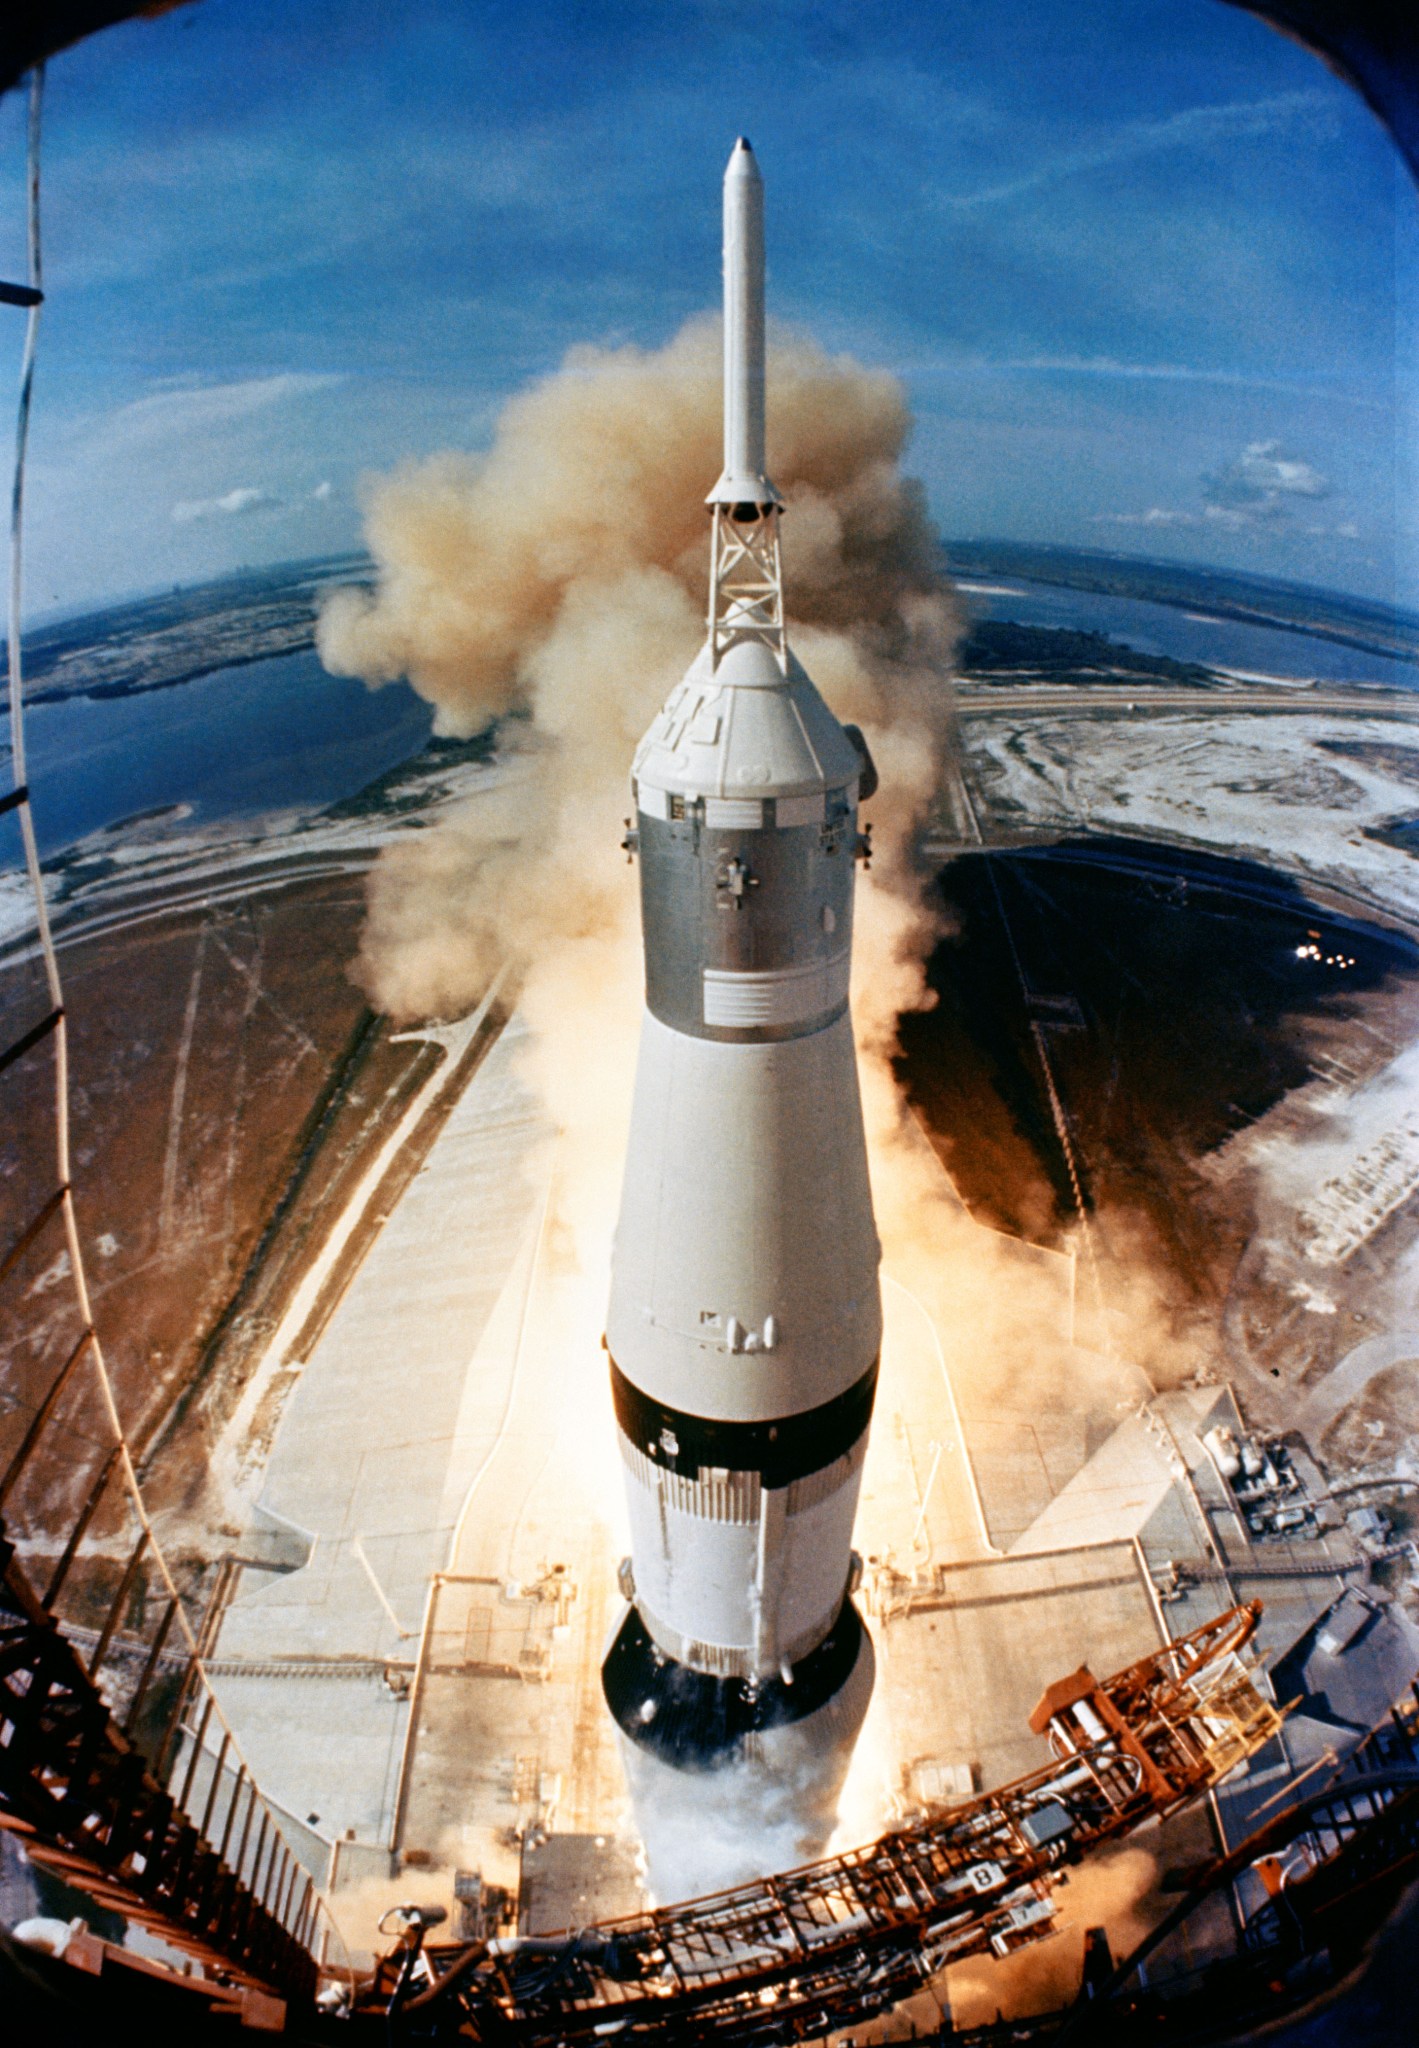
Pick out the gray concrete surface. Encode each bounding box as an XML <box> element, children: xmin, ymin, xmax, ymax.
<box><xmin>206</xmin><ymin>1009</ymin><xmax>554</xmax><ymax>1895</ymax></box>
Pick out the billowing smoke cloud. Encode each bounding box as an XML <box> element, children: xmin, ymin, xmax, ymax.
<box><xmin>317</xmin><ymin>316</ymin><xmax>959</xmax><ymax>1029</ymax></box>
<box><xmin>626</xmin><ymin>1742</ymin><xmax>855</xmax><ymax>1904</ymax></box>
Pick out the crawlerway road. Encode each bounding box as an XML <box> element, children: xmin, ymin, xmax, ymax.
<box><xmin>954</xmin><ymin>685</ymin><xmax>1419</xmax><ymax>720</ymax></box>
<box><xmin>1297</xmin><ymin>1326</ymin><xmax>1419</xmax><ymax>1443</ymax></box>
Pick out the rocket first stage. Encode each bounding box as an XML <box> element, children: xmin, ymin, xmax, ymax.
<box><xmin>602</xmin><ymin>141</ymin><xmax>881</xmax><ymax>1832</ymax></box>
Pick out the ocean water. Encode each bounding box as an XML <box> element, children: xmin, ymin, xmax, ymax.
<box><xmin>3</xmin><ymin>576</ymin><xmax>1416</xmax><ymax>867</ymax></box>
<box><xmin>1</xmin><ymin>649</ymin><xmax>433</xmax><ymax>860</ymax></box>
<box><xmin>956</xmin><ymin>578</ymin><xmax>1419</xmax><ymax>691</ymax></box>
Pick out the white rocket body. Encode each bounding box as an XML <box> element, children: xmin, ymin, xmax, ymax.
<box><xmin>603</xmin><ymin>142</ymin><xmax>880</xmax><ymax>1826</ymax></box>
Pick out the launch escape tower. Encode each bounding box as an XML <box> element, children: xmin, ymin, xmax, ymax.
<box><xmin>601</xmin><ymin>142</ymin><xmax>881</xmax><ymax>1829</ymax></box>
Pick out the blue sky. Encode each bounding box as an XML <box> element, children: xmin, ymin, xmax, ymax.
<box><xmin>0</xmin><ymin>0</ymin><xmax>1412</xmax><ymax>616</ymax></box>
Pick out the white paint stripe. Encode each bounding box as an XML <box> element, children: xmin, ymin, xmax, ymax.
<box><xmin>703</xmin><ymin>949</ymin><xmax>850</xmax><ymax>1027</ymax></box>
<box><xmin>352</xmin><ymin>1535</ymin><xmax>415</xmax><ymax>1639</ymax></box>
<box><xmin>636</xmin><ymin>786</ymin><xmax>835</xmax><ymax>830</ymax></box>
<box><xmin>704</xmin><ymin>796</ymin><xmax>764</xmax><ymax>828</ymax></box>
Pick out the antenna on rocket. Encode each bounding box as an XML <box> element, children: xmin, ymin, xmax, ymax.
<box><xmin>706</xmin><ymin>138</ymin><xmax>786</xmax><ymax>672</ymax></box>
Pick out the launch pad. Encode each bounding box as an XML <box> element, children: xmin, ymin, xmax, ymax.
<box><xmin>180</xmin><ymin>981</ymin><xmax>1402</xmax><ymax>2010</ymax></box>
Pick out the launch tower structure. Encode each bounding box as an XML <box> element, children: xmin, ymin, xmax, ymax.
<box><xmin>602</xmin><ymin>141</ymin><xmax>881</xmax><ymax>1845</ymax></box>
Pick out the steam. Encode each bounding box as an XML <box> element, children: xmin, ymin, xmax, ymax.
<box><xmin>625</xmin><ymin>1742</ymin><xmax>855</xmax><ymax>1904</ymax></box>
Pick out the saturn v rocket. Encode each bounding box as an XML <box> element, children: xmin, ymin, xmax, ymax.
<box><xmin>601</xmin><ymin>140</ymin><xmax>881</xmax><ymax>1836</ymax></box>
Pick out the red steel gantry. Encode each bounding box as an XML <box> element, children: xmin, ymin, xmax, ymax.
<box><xmin>379</xmin><ymin>1602</ymin><xmax>1283</xmax><ymax>2044</ymax></box>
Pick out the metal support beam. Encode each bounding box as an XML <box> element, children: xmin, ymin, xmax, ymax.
<box><xmin>0</xmin><ymin>1004</ymin><xmax>62</xmax><ymax>1080</ymax></box>
<box><xmin>0</xmin><ymin>1180</ymin><xmax>67</xmax><ymax>1288</ymax></box>
<box><xmin>87</xmin><ymin>1529</ymin><xmax>150</xmax><ymax>1678</ymax></box>
<box><xmin>0</xmin><ymin>1517</ymin><xmax>317</xmax><ymax>1996</ymax></box>
<box><xmin>42</xmin><ymin>1445</ymin><xmax>118</xmax><ymax>1607</ymax></box>
<box><xmin>122</xmin><ymin>1594</ymin><xmax>178</xmax><ymax>1740</ymax></box>
<box><xmin>0</xmin><ymin>1326</ymin><xmax>93</xmax><ymax>1509</ymax></box>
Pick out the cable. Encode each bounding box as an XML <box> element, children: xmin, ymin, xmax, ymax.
<box><xmin>3</xmin><ymin>64</ymin><xmax>354</xmax><ymax>1994</ymax></box>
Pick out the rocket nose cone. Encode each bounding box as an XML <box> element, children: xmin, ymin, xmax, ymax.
<box><xmin>726</xmin><ymin>136</ymin><xmax>760</xmax><ymax>176</ymax></box>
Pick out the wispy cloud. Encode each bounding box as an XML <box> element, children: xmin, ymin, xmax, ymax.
<box><xmin>1094</xmin><ymin>506</ymin><xmax>1205</xmax><ymax>530</ymax></box>
<box><xmin>897</xmin><ymin>354</ymin><xmax>1386</xmax><ymax>409</ymax></box>
<box><xmin>172</xmin><ymin>485</ymin><xmax>284</xmax><ymax>524</ymax></box>
<box><xmin>1008</xmin><ymin>354</ymin><xmax>1273</xmax><ymax>387</ymax></box>
<box><xmin>1094</xmin><ymin>505</ymin><xmax>1361</xmax><ymax>543</ymax></box>
<box><xmin>997</xmin><ymin>355</ymin><xmax>1383</xmax><ymax>406</ymax></box>
<box><xmin>99</xmin><ymin>374</ymin><xmax>343</xmax><ymax>453</ymax></box>
<box><xmin>934</xmin><ymin>91</ymin><xmax>1334</xmax><ymax>210</ymax></box>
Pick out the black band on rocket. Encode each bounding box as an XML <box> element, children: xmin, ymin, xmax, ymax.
<box><xmin>602</xmin><ymin>1596</ymin><xmax>867</xmax><ymax>1768</ymax></box>
<box><xmin>609</xmin><ymin>1356</ymin><xmax>877</xmax><ymax>1490</ymax></box>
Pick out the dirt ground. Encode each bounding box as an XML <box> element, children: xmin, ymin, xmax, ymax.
<box><xmin>0</xmin><ymin>873</ymin><xmax>435</xmax><ymax>1585</ymax></box>
<box><xmin>898</xmin><ymin>839</ymin><xmax>1419</xmax><ymax>1419</ymax></box>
